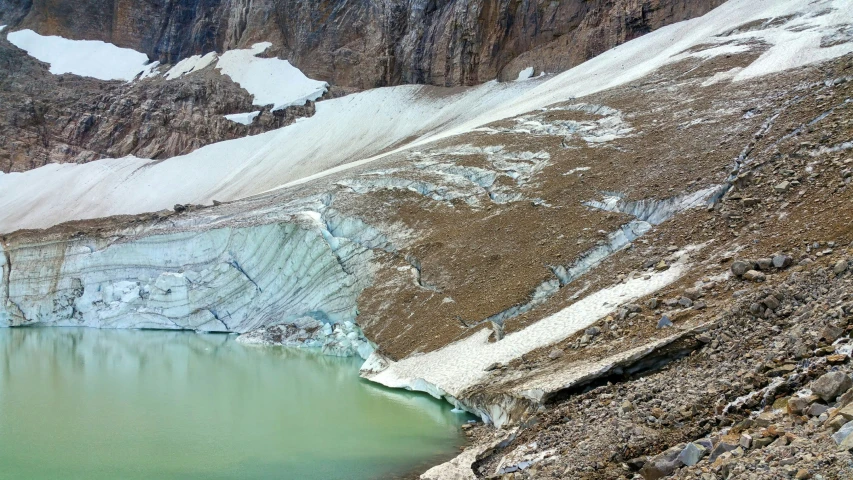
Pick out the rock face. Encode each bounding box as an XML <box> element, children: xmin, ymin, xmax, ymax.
<box><xmin>6</xmin><ymin>0</ymin><xmax>726</xmax><ymax>89</ymax></box>
<box><xmin>0</xmin><ymin>34</ymin><xmax>305</xmax><ymax>172</ymax></box>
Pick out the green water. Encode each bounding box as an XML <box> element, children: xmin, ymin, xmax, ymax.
<box><xmin>0</xmin><ymin>328</ymin><xmax>470</xmax><ymax>480</ymax></box>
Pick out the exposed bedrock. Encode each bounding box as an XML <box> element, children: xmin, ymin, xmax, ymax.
<box><xmin>6</xmin><ymin>0</ymin><xmax>726</xmax><ymax>88</ymax></box>
<box><xmin>0</xmin><ymin>218</ymin><xmax>377</xmax><ymax>337</ymax></box>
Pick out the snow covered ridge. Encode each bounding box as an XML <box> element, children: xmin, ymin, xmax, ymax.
<box><xmin>1</xmin><ymin>0</ymin><xmax>853</xmax><ymax>233</ymax></box>
<box><xmin>6</xmin><ymin>29</ymin><xmax>158</xmax><ymax>81</ymax></box>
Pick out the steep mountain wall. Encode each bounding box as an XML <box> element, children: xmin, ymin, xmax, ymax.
<box><xmin>4</xmin><ymin>0</ymin><xmax>726</xmax><ymax>88</ymax></box>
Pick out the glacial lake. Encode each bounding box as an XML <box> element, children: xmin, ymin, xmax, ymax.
<box><xmin>0</xmin><ymin>328</ymin><xmax>471</xmax><ymax>480</ymax></box>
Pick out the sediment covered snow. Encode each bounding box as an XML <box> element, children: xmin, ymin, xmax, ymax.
<box><xmin>224</xmin><ymin>111</ymin><xmax>261</xmax><ymax>125</ymax></box>
<box><xmin>2</xmin><ymin>0</ymin><xmax>852</xmax><ymax>233</ymax></box>
<box><xmin>216</xmin><ymin>42</ymin><xmax>328</xmax><ymax>110</ymax></box>
<box><xmin>6</xmin><ymin>29</ymin><xmax>156</xmax><ymax>81</ymax></box>
<box><xmin>165</xmin><ymin>52</ymin><xmax>218</xmax><ymax>80</ymax></box>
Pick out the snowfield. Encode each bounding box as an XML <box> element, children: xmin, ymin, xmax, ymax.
<box><xmin>164</xmin><ymin>52</ymin><xmax>218</xmax><ymax>80</ymax></box>
<box><xmin>215</xmin><ymin>42</ymin><xmax>329</xmax><ymax>111</ymax></box>
<box><xmin>6</xmin><ymin>29</ymin><xmax>157</xmax><ymax>81</ymax></box>
<box><xmin>224</xmin><ymin>111</ymin><xmax>261</xmax><ymax>125</ymax></box>
<box><xmin>1</xmin><ymin>0</ymin><xmax>852</xmax><ymax>233</ymax></box>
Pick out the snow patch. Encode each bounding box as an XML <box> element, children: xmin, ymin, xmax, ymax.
<box><xmin>165</xmin><ymin>52</ymin><xmax>218</xmax><ymax>80</ymax></box>
<box><xmin>7</xmin><ymin>29</ymin><xmax>156</xmax><ymax>81</ymax></box>
<box><xmin>216</xmin><ymin>42</ymin><xmax>328</xmax><ymax>111</ymax></box>
<box><xmin>517</xmin><ymin>67</ymin><xmax>535</xmax><ymax>81</ymax></box>
<box><xmin>0</xmin><ymin>26</ymin><xmax>6</xmax><ymax>32</ymax></box>
<box><xmin>224</xmin><ymin>111</ymin><xmax>261</xmax><ymax>125</ymax></box>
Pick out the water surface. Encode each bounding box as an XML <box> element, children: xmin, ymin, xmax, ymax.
<box><xmin>0</xmin><ymin>328</ymin><xmax>469</xmax><ymax>480</ymax></box>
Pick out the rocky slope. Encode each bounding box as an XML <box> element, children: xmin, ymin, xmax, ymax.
<box><xmin>4</xmin><ymin>0</ymin><xmax>725</xmax><ymax>89</ymax></box>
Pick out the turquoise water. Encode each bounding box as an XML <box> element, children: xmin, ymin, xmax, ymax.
<box><xmin>0</xmin><ymin>328</ymin><xmax>470</xmax><ymax>480</ymax></box>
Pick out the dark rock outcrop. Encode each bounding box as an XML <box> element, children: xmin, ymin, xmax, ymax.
<box><xmin>7</xmin><ymin>0</ymin><xmax>727</xmax><ymax>89</ymax></box>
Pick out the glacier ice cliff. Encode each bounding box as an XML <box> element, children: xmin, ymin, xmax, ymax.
<box><xmin>0</xmin><ymin>209</ymin><xmax>384</xmax><ymax>359</ymax></box>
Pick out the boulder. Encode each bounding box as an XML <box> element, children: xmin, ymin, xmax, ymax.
<box><xmin>683</xmin><ymin>287</ymin><xmax>703</xmax><ymax>300</ymax></box>
<box><xmin>676</xmin><ymin>443</ymin><xmax>707</xmax><ymax>467</ymax></box>
<box><xmin>762</xmin><ymin>295</ymin><xmax>781</xmax><ymax>310</ymax></box>
<box><xmin>708</xmin><ymin>440</ymin><xmax>738</xmax><ymax>462</ymax></box>
<box><xmin>756</xmin><ymin>258</ymin><xmax>773</xmax><ymax>270</ymax></box>
<box><xmin>731</xmin><ymin>260</ymin><xmax>752</xmax><ymax>276</ymax></box>
<box><xmin>743</xmin><ymin>270</ymin><xmax>766</xmax><ymax>282</ymax></box>
<box><xmin>831</xmin><ymin>421</ymin><xmax>853</xmax><ymax>448</ymax></box>
<box><xmin>812</xmin><ymin>371</ymin><xmax>853</xmax><ymax>402</ymax></box>
<box><xmin>773</xmin><ymin>254</ymin><xmax>793</xmax><ymax>268</ymax></box>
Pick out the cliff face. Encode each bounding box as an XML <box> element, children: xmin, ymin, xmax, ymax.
<box><xmin>6</xmin><ymin>0</ymin><xmax>726</xmax><ymax>89</ymax></box>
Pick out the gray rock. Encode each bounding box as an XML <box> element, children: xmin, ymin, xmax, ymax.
<box><xmin>624</xmin><ymin>303</ymin><xmax>643</xmax><ymax>313</ymax></box>
<box><xmin>787</xmin><ymin>396</ymin><xmax>810</xmax><ymax>414</ymax></box>
<box><xmin>762</xmin><ymin>295</ymin><xmax>781</xmax><ymax>310</ymax></box>
<box><xmin>756</xmin><ymin>258</ymin><xmax>773</xmax><ymax>270</ymax></box>
<box><xmin>774</xmin><ymin>181</ymin><xmax>791</xmax><ymax>193</ymax></box>
<box><xmin>834</xmin><ymin>260</ymin><xmax>849</xmax><ymax>275</ymax></box>
<box><xmin>831</xmin><ymin>421</ymin><xmax>853</xmax><ymax>447</ymax></box>
<box><xmin>749</xmin><ymin>302</ymin><xmax>764</xmax><ymax>315</ymax></box>
<box><xmin>548</xmin><ymin>349</ymin><xmax>564</xmax><ymax>360</ymax></box>
<box><xmin>708</xmin><ymin>441</ymin><xmax>738</xmax><ymax>462</ymax></box>
<box><xmin>657</xmin><ymin>316</ymin><xmax>673</xmax><ymax>329</ymax></box>
<box><xmin>626</xmin><ymin>457</ymin><xmax>648</xmax><ymax>471</ymax></box>
<box><xmin>676</xmin><ymin>442</ymin><xmax>707</xmax><ymax>466</ymax></box>
<box><xmin>695</xmin><ymin>438</ymin><xmax>713</xmax><ymax>450</ymax></box>
<box><xmin>647</xmin><ymin>298</ymin><xmax>660</xmax><ymax>309</ymax></box>
<box><xmin>806</xmin><ymin>403</ymin><xmax>829</xmax><ymax>417</ymax></box>
<box><xmin>731</xmin><ymin>260</ymin><xmax>752</xmax><ymax>276</ymax></box>
<box><xmin>743</xmin><ymin>270</ymin><xmax>766</xmax><ymax>282</ymax></box>
<box><xmin>773</xmin><ymin>254</ymin><xmax>793</xmax><ymax>268</ymax></box>
<box><xmin>585</xmin><ymin>326</ymin><xmax>601</xmax><ymax>337</ymax></box>
<box><xmin>639</xmin><ymin>459</ymin><xmax>680</xmax><ymax>480</ymax></box>
<box><xmin>678</xmin><ymin>297</ymin><xmax>694</xmax><ymax>308</ymax></box>
<box><xmin>820</xmin><ymin>325</ymin><xmax>844</xmax><ymax>342</ymax></box>
<box><xmin>683</xmin><ymin>287</ymin><xmax>703</xmax><ymax>300</ymax></box>
<box><xmin>812</xmin><ymin>371</ymin><xmax>853</xmax><ymax>402</ymax></box>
